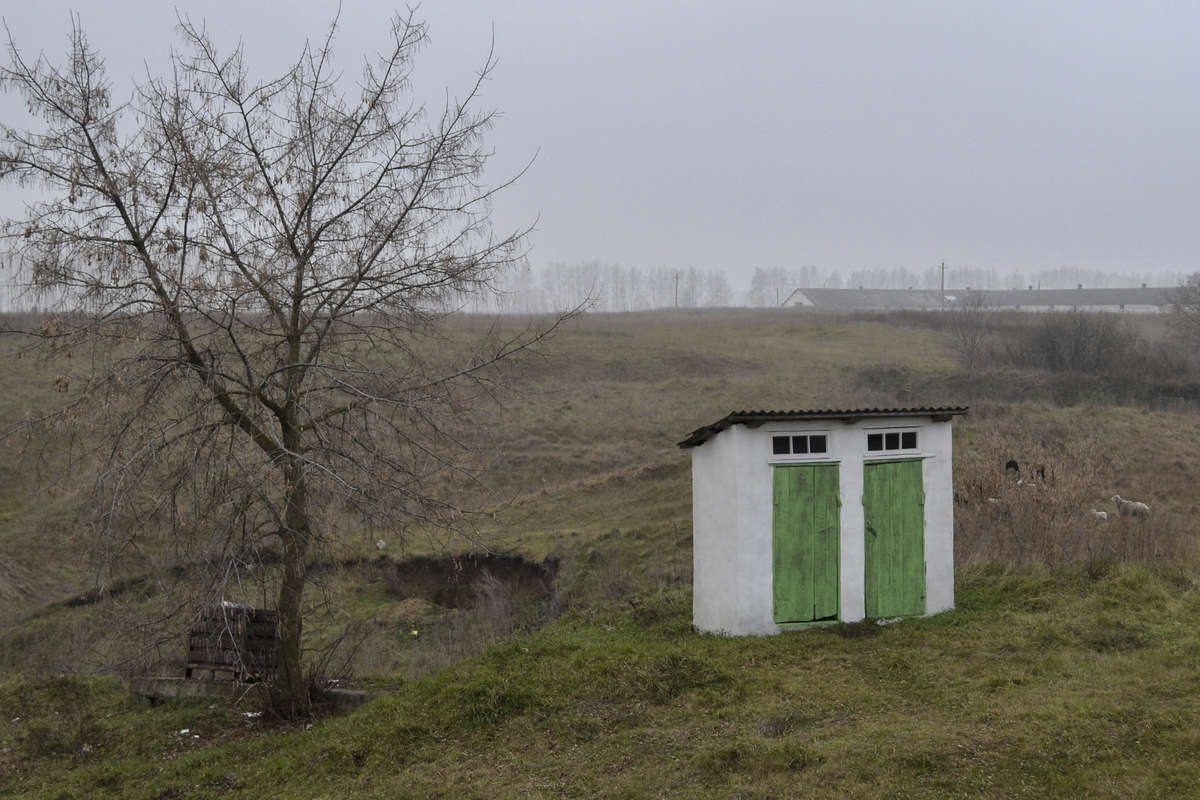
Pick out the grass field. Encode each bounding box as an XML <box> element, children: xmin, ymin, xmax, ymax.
<box><xmin>2</xmin><ymin>308</ymin><xmax>1200</xmax><ymax>797</ymax></box>
<box><xmin>4</xmin><ymin>565</ymin><xmax>1200</xmax><ymax>799</ymax></box>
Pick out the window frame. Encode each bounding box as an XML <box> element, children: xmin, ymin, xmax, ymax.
<box><xmin>766</xmin><ymin>430</ymin><xmax>835</xmax><ymax>463</ymax></box>
<box><xmin>864</xmin><ymin>426</ymin><xmax>923</xmax><ymax>458</ymax></box>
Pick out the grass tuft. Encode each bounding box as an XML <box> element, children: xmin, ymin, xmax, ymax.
<box><xmin>449</xmin><ymin>674</ymin><xmax>537</xmax><ymax>726</ymax></box>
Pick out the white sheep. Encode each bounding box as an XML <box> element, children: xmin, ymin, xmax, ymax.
<box><xmin>1088</xmin><ymin>509</ymin><xmax>1108</xmax><ymax>522</ymax></box>
<box><xmin>1111</xmin><ymin>495</ymin><xmax>1151</xmax><ymax>520</ymax></box>
<box><xmin>985</xmin><ymin>497</ymin><xmax>1011</xmax><ymax>519</ymax></box>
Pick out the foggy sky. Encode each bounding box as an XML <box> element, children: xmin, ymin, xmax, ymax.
<box><xmin>2</xmin><ymin>1</ymin><xmax>1199</xmax><ymax>284</ymax></box>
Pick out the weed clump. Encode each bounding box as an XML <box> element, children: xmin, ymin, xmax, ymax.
<box><xmin>1080</xmin><ymin>617</ymin><xmax>1151</xmax><ymax>653</ymax></box>
<box><xmin>826</xmin><ymin>621</ymin><xmax>882</xmax><ymax>639</ymax></box>
<box><xmin>449</xmin><ymin>674</ymin><xmax>537</xmax><ymax>726</ymax></box>
<box><xmin>696</xmin><ymin>738</ymin><xmax>819</xmax><ymax>777</ymax></box>
<box><xmin>1</xmin><ymin>676</ymin><xmax>112</xmax><ymax>760</ymax></box>
<box><xmin>755</xmin><ymin>715</ymin><xmax>795</xmax><ymax>739</ymax></box>
<box><xmin>631</xmin><ymin>653</ymin><xmax>729</xmax><ymax>705</ymax></box>
<box><xmin>581</xmin><ymin>649</ymin><xmax>730</xmax><ymax>707</ymax></box>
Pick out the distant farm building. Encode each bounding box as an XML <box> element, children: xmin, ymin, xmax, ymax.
<box><xmin>787</xmin><ymin>287</ymin><xmax>1173</xmax><ymax>313</ymax></box>
<box><xmin>680</xmin><ymin>407</ymin><xmax>967</xmax><ymax>636</ymax></box>
<box><xmin>786</xmin><ymin>288</ymin><xmax>949</xmax><ymax>312</ymax></box>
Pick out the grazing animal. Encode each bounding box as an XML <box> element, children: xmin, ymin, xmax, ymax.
<box><xmin>1005</xmin><ymin>460</ymin><xmax>1046</xmax><ymax>481</ymax></box>
<box><xmin>1111</xmin><ymin>495</ymin><xmax>1150</xmax><ymax>520</ymax></box>
<box><xmin>985</xmin><ymin>497</ymin><xmax>1011</xmax><ymax>519</ymax></box>
<box><xmin>1088</xmin><ymin>509</ymin><xmax>1108</xmax><ymax>522</ymax></box>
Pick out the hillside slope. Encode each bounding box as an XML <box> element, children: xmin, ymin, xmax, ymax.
<box><xmin>4</xmin><ymin>565</ymin><xmax>1200</xmax><ymax>798</ymax></box>
<box><xmin>3</xmin><ymin>309</ymin><xmax>1200</xmax><ymax>797</ymax></box>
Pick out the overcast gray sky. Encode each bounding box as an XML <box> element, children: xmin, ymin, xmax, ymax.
<box><xmin>3</xmin><ymin>1</ymin><xmax>1199</xmax><ymax>283</ymax></box>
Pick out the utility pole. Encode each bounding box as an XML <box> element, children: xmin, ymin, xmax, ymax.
<box><xmin>674</xmin><ymin>270</ymin><xmax>679</xmax><ymax>309</ymax></box>
<box><xmin>940</xmin><ymin>260</ymin><xmax>946</xmax><ymax>311</ymax></box>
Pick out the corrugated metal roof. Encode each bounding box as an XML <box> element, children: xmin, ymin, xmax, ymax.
<box><xmin>972</xmin><ymin>287</ymin><xmax>1172</xmax><ymax>308</ymax></box>
<box><xmin>678</xmin><ymin>407</ymin><xmax>969</xmax><ymax>449</ymax></box>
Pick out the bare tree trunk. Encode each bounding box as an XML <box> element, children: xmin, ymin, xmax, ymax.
<box><xmin>277</xmin><ymin>455</ymin><xmax>311</xmax><ymax>716</ymax></box>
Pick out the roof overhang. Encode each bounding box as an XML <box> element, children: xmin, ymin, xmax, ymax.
<box><xmin>677</xmin><ymin>407</ymin><xmax>969</xmax><ymax>449</ymax></box>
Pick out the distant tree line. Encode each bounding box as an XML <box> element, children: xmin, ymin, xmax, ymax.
<box><xmin>445</xmin><ymin>261</ymin><xmax>735</xmax><ymax>313</ymax></box>
<box><xmin>456</xmin><ymin>263</ymin><xmax>1186</xmax><ymax>314</ymax></box>
<box><xmin>748</xmin><ymin>264</ymin><xmax>1186</xmax><ymax>301</ymax></box>
<box><xmin>1</xmin><ymin>254</ymin><xmax>1185</xmax><ymax>315</ymax></box>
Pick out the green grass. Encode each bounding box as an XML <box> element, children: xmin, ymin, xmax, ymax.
<box><xmin>3</xmin><ymin>563</ymin><xmax>1200</xmax><ymax>798</ymax></box>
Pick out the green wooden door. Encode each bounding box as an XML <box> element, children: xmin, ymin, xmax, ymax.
<box><xmin>772</xmin><ymin>464</ymin><xmax>840</xmax><ymax>623</ymax></box>
<box><xmin>863</xmin><ymin>459</ymin><xmax>926</xmax><ymax>618</ymax></box>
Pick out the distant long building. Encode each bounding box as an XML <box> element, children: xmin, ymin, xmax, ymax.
<box><xmin>787</xmin><ymin>286</ymin><xmax>1175</xmax><ymax>313</ymax></box>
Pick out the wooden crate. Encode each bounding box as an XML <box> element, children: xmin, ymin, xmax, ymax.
<box><xmin>185</xmin><ymin>605</ymin><xmax>280</xmax><ymax>683</ymax></box>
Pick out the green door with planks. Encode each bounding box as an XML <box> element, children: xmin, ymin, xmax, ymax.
<box><xmin>863</xmin><ymin>459</ymin><xmax>926</xmax><ymax>618</ymax></box>
<box><xmin>772</xmin><ymin>464</ymin><xmax>840</xmax><ymax>623</ymax></box>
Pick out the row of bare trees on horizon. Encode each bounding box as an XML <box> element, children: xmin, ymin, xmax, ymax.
<box><xmin>1</xmin><ymin>256</ymin><xmax>1187</xmax><ymax>315</ymax></box>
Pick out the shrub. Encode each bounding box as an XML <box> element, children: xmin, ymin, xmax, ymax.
<box><xmin>988</xmin><ymin>311</ymin><xmax>1191</xmax><ymax>388</ymax></box>
<box><xmin>1015</xmin><ymin>312</ymin><xmax>1134</xmax><ymax>373</ymax></box>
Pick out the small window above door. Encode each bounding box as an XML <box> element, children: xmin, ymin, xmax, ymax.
<box><xmin>770</xmin><ymin>433</ymin><xmax>828</xmax><ymax>458</ymax></box>
<box><xmin>866</xmin><ymin>429</ymin><xmax>919</xmax><ymax>454</ymax></box>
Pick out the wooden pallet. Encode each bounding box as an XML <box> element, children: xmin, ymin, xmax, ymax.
<box><xmin>185</xmin><ymin>605</ymin><xmax>281</xmax><ymax>683</ymax></box>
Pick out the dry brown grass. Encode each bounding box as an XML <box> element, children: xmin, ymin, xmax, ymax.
<box><xmin>5</xmin><ymin>309</ymin><xmax>1200</xmax><ymax>682</ymax></box>
<box><xmin>954</xmin><ymin>404</ymin><xmax>1198</xmax><ymax>566</ymax></box>
<box><xmin>464</xmin><ymin>309</ymin><xmax>956</xmax><ymax>500</ymax></box>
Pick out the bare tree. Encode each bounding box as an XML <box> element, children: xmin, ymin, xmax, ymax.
<box><xmin>949</xmin><ymin>290</ymin><xmax>989</xmax><ymax>369</ymax></box>
<box><xmin>0</xmin><ymin>12</ymin><xmax>559</xmax><ymax>713</ymax></box>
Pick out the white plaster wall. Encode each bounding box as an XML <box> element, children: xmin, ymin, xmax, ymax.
<box><xmin>731</xmin><ymin>425</ymin><xmax>776</xmax><ymax>635</ymax></box>
<box><xmin>833</xmin><ymin>424</ymin><xmax>866</xmax><ymax>622</ymax></box>
<box><xmin>921</xmin><ymin>421</ymin><xmax>955</xmax><ymax>614</ymax></box>
<box><xmin>691</xmin><ymin>427</ymin><xmax>741</xmax><ymax>634</ymax></box>
<box><xmin>690</xmin><ymin>414</ymin><xmax>959</xmax><ymax>635</ymax></box>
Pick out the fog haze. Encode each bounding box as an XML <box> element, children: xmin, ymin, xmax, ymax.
<box><xmin>3</xmin><ymin>1</ymin><xmax>1198</xmax><ymax>285</ymax></box>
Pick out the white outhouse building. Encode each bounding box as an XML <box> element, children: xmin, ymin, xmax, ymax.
<box><xmin>679</xmin><ymin>407</ymin><xmax>967</xmax><ymax>636</ymax></box>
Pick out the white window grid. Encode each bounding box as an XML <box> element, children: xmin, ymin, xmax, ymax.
<box><xmin>768</xmin><ymin>431</ymin><xmax>834</xmax><ymax>462</ymax></box>
<box><xmin>864</xmin><ymin>428</ymin><xmax>920</xmax><ymax>456</ymax></box>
